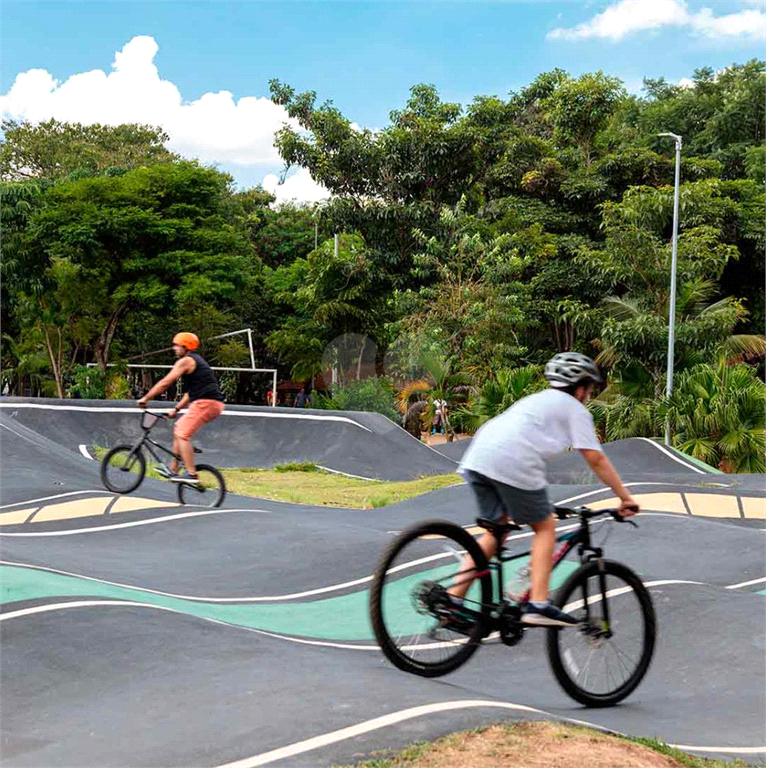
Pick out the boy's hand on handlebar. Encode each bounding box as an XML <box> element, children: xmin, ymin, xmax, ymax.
<box><xmin>619</xmin><ymin>497</ymin><xmax>639</xmax><ymax>516</ymax></box>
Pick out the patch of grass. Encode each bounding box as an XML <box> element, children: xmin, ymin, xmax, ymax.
<box><xmin>273</xmin><ymin>461</ymin><xmax>319</xmax><ymax>473</ymax></box>
<box><xmin>220</xmin><ymin>468</ymin><xmax>463</xmax><ymax>508</ymax></box>
<box><xmin>626</xmin><ymin>736</ymin><xmax>750</xmax><ymax>768</ymax></box>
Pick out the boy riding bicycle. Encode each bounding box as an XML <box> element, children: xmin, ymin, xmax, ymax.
<box><xmin>137</xmin><ymin>332</ymin><xmax>224</xmax><ymax>485</ymax></box>
<box><xmin>448</xmin><ymin>352</ymin><xmax>638</xmax><ymax>626</ymax></box>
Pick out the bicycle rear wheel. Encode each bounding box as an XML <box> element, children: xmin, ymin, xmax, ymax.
<box><xmin>547</xmin><ymin>559</ymin><xmax>656</xmax><ymax>707</ymax></box>
<box><xmin>101</xmin><ymin>445</ymin><xmax>146</xmax><ymax>494</ymax></box>
<box><xmin>370</xmin><ymin>520</ymin><xmax>492</xmax><ymax>677</ymax></box>
<box><xmin>176</xmin><ymin>464</ymin><xmax>226</xmax><ymax>508</ymax></box>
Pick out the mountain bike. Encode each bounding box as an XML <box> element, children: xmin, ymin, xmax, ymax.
<box><xmin>369</xmin><ymin>506</ymin><xmax>656</xmax><ymax>707</ymax></box>
<box><xmin>100</xmin><ymin>410</ymin><xmax>226</xmax><ymax>508</ymax></box>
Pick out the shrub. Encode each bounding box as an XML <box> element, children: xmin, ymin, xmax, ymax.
<box><xmin>315</xmin><ymin>377</ymin><xmax>400</xmax><ymax>422</ymax></box>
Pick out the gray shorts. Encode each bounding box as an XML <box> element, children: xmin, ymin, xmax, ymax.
<box><xmin>463</xmin><ymin>470</ymin><xmax>552</xmax><ymax>526</ymax></box>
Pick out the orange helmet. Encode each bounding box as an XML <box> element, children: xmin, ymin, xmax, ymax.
<box><xmin>172</xmin><ymin>332</ymin><xmax>200</xmax><ymax>351</ymax></box>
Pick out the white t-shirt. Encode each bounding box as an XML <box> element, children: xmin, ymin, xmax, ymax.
<box><xmin>459</xmin><ymin>388</ymin><xmax>602</xmax><ymax>491</ymax></box>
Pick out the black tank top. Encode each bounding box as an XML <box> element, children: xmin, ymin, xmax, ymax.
<box><xmin>182</xmin><ymin>352</ymin><xmax>224</xmax><ymax>402</ymax></box>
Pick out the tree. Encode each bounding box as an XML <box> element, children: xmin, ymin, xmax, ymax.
<box><xmin>17</xmin><ymin>162</ymin><xmax>256</xmax><ymax>371</ymax></box>
<box><xmin>1</xmin><ymin>119</ymin><xmax>177</xmax><ymax>181</ymax></box>
<box><xmin>390</xmin><ymin>197</ymin><xmax>532</xmax><ymax>374</ymax></box>
<box><xmin>544</xmin><ymin>72</ymin><xmax>625</xmax><ymax>166</ymax></box>
<box><xmin>579</xmin><ymin>179</ymin><xmax>764</xmax><ymax>390</ymax></box>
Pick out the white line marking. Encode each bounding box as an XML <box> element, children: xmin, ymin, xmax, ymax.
<box><xmin>0</xmin><ymin>490</ymin><xmax>106</xmax><ymax>510</ymax></box>
<box><xmin>214</xmin><ymin>700</ymin><xmax>610</xmax><ymax>768</ymax></box>
<box><xmin>0</xmin><ymin>599</ymin><xmax>377</xmax><ymax>650</ymax></box>
<box><xmin>0</xmin><ymin>507</ymin><xmax>271</xmax><ymax>536</ymax></box>
<box><xmin>212</xmin><ymin>699</ymin><xmax>766</xmax><ymax>768</ymax></box>
<box><xmin>0</xmin><ymin>560</ymin><xmax>373</xmax><ymax>603</ymax></box>
<box><xmin>78</xmin><ymin>444</ymin><xmax>94</xmax><ymax>460</ymax></box>
<box><xmin>725</xmin><ymin>576</ymin><xmax>766</xmax><ymax>590</ymax></box>
<box><xmin>635</xmin><ymin>437</ymin><xmax>708</xmax><ymax>474</ymax></box>
<box><xmin>315</xmin><ymin>465</ymin><xmax>377</xmax><ymax>481</ymax></box>
<box><xmin>0</xmin><ymin>401</ymin><xmax>372</xmax><ymax>432</ymax></box>
<box><xmin>0</xmin><ymin>420</ymin><xmax>41</xmax><ymax>445</ymax></box>
<box><xmin>669</xmin><ymin>744</ymin><xmax>766</xmax><ymax>754</ymax></box>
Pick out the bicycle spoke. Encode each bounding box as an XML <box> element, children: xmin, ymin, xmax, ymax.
<box><xmin>371</xmin><ymin>523</ymin><xmax>491</xmax><ymax>676</ymax></box>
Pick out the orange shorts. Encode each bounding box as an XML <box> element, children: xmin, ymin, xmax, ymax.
<box><xmin>174</xmin><ymin>399</ymin><xmax>224</xmax><ymax>440</ymax></box>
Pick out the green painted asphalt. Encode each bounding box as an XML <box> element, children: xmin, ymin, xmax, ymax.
<box><xmin>1</xmin><ymin>560</ymin><xmax>581</xmax><ymax>641</ymax></box>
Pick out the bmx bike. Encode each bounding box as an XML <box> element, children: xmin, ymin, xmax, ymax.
<box><xmin>100</xmin><ymin>410</ymin><xmax>226</xmax><ymax>508</ymax></box>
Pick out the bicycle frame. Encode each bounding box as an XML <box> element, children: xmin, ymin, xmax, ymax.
<box><xmin>466</xmin><ymin>507</ymin><xmax>626</xmax><ymax>635</ymax></box>
<box><xmin>129</xmin><ymin>412</ymin><xmax>199</xmax><ymax>468</ymax></box>
<box><xmin>495</xmin><ymin>520</ymin><xmax>601</xmax><ymax>604</ymax></box>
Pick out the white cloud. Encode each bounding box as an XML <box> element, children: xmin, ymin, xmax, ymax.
<box><xmin>0</xmin><ymin>35</ymin><xmax>330</xmax><ymax>202</ymax></box>
<box><xmin>262</xmin><ymin>168</ymin><xmax>330</xmax><ymax>206</ymax></box>
<box><xmin>548</xmin><ymin>0</ymin><xmax>766</xmax><ymax>41</ymax></box>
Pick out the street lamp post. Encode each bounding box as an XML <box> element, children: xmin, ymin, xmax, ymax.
<box><xmin>658</xmin><ymin>132</ymin><xmax>682</xmax><ymax>446</ymax></box>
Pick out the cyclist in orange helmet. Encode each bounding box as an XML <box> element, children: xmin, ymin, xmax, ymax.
<box><xmin>137</xmin><ymin>332</ymin><xmax>224</xmax><ymax>484</ymax></box>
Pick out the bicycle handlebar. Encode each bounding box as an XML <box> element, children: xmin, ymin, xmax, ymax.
<box><xmin>554</xmin><ymin>505</ymin><xmax>639</xmax><ymax>527</ymax></box>
<box><xmin>143</xmin><ymin>409</ymin><xmax>170</xmax><ymax>419</ymax></box>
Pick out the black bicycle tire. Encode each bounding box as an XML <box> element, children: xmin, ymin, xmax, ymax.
<box><xmin>546</xmin><ymin>559</ymin><xmax>656</xmax><ymax>707</ymax></box>
<box><xmin>100</xmin><ymin>445</ymin><xmax>146</xmax><ymax>494</ymax></box>
<box><xmin>176</xmin><ymin>463</ymin><xmax>226</xmax><ymax>508</ymax></box>
<box><xmin>370</xmin><ymin>519</ymin><xmax>492</xmax><ymax>677</ymax></box>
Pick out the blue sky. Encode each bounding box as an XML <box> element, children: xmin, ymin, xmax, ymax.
<box><xmin>2</xmin><ymin>1</ymin><xmax>764</xmax><ymax>198</ymax></box>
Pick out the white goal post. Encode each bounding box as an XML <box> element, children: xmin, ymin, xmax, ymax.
<box><xmin>89</xmin><ymin>328</ymin><xmax>278</xmax><ymax>406</ymax></box>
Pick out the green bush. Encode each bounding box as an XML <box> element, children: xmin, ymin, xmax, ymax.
<box><xmin>315</xmin><ymin>377</ymin><xmax>400</xmax><ymax>423</ymax></box>
<box><xmin>69</xmin><ymin>365</ymin><xmax>108</xmax><ymax>399</ymax></box>
<box><xmin>273</xmin><ymin>462</ymin><xmax>319</xmax><ymax>472</ymax></box>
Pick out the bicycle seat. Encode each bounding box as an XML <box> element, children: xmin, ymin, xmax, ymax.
<box><xmin>476</xmin><ymin>517</ymin><xmax>522</xmax><ymax>536</ymax></box>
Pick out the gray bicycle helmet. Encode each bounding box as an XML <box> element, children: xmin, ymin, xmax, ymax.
<box><xmin>544</xmin><ymin>352</ymin><xmax>603</xmax><ymax>388</ymax></box>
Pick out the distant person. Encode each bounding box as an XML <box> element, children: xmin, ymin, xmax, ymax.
<box><xmin>294</xmin><ymin>387</ymin><xmax>310</xmax><ymax>408</ymax></box>
<box><xmin>447</xmin><ymin>352</ymin><xmax>638</xmax><ymax>626</ymax></box>
<box><xmin>266</xmin><ymin>388</ymin><xmax>276</xmax><ymax>406</ymax></box>
<box><xmin>136</xmin><ymin>332</ymin><xmax>224</xmax><ymax>485</ymax></box>
<box><xmin>431</xmin><ymin>398</ymin><xmax>447</xmax><ymax>435</ymax></box>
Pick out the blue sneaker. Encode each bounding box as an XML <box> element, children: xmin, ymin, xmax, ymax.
<box><xmin>522</xmin><ymin>602</ymin><xmax>579</xmax><ymax>627</ymax></box>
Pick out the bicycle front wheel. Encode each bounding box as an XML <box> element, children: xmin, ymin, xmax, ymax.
<box><xmin>370</xmin><ymin>520</ymin><xmax>492</xmax><ymax>677</ymax></box>
<box><xmin>547</xmin><ymin>559</ymin><xmax>656</xmax><ymax>707</ymax></box>
<box><xmin>101</xmin><ymin>445</ymin><xmax>146</xmax><ymax>494</ymax></box>
<box><xmin>176</xmin><ymin>464</ymin><xmax>226</xmax><ymax>508</ymax></box>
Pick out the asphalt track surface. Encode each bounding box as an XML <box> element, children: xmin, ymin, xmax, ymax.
<box><xmin>1</xmin><ymin>398</ymin><xmax>765</xmax><ymax>768</ymax></box>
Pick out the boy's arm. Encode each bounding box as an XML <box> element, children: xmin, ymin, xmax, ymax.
<box><xmin>579</xmin><ymin>449</ymin><xmax>638</xmax><ymax>516</ymax></box>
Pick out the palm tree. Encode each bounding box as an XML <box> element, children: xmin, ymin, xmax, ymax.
<box><xmin>597</xmin><ymin>279</ymin><xmax>765</xmax><ymax>395</ymax></box>
<box><xmin>453</xmin><ymin>365</ymin><xmax>546</xmax><ymax>434</ymax></box>
<box><xmin>394</xmin><ymin>355</ymin><xmax>472</xmax><ymax>440</ymax></box>
<box><xmin>659</xmin><ymin>360</ymin><xmax>765</xmax><ymax>473</ymax></box>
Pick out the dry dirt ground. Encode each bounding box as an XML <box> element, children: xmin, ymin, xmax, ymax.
<box><xmin>347</xmin><ymin>721</ymin><xmax>732</xmax><ymax>768</ymax></box>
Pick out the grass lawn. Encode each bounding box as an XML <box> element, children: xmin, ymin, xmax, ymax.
<box><xmin>221</xmin><ymin>465</ymin><xmax>463</xmax><ymax>508</ymax></box>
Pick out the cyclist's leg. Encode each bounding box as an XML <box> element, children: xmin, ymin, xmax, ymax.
<box><xmin>173</xmin><ymin>400</ymin><xmax>223</xmax><ymax>475</ymax></box>
<box><xmin>528</xmin><ymin>513</ymin><xmax>557</xmax><ymax>603</ymax></box>
<box><xmin>448</xmin><ymin>470</ymin><xmax>509</xmax><ymax>601</ymax></box>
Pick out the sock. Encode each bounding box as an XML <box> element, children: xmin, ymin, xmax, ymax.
<box><xmin>530</xmin><ymin>600</ymin><xmax>549</xmax><ymax>609</ymax></box>
<box><xmin>447</xmin><ymin>595</ymin><xmax>464</xmax><ymax>607</ymax></box>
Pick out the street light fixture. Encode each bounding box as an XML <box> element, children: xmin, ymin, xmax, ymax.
<box><xmin>658</xmin><ymin>132</ymin><xmax>682</xmax><ymax>446</ymax></box>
